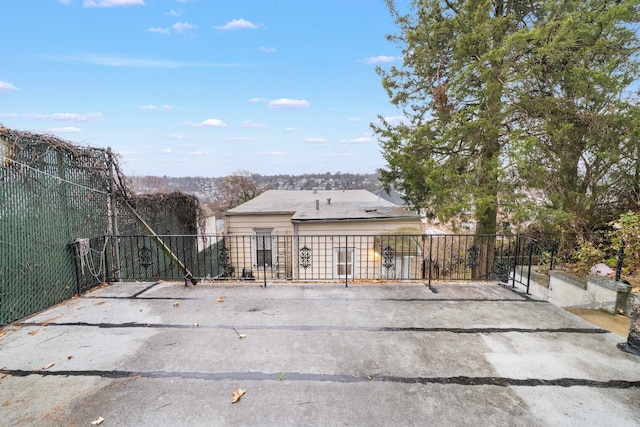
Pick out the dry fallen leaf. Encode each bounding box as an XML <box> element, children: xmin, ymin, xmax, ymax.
<box><xmin>28</xmin><ymin>330</ymin><xmax>38</xmax><ymax>336</ymax></box>
<box><xmin>91</xmin><ymin>416</ymin><xmax>105</xmax><ymax>425</ymax></box>
<box><xmin>67</xmin><ymin>356</ymin><xmax>73</xmax><ymax>360</ymax></box>
<box><xmin>218</xmin><ymin>296</ymin><xmax>224</xmax><ymax>302</ymax></box>
<box><xmin>238</xmin><ymin>334</ymin><xmax>247</xmax><ymax>339</ymax></box>
<box><xmin>231</xmin><ymin>388</ymin><xmax>245</xmax><ymax>403</ymax></box>
<box><xmin>42</xmin><ymin>362</ymin><xmax>55</xmax><ymax>370</ymax></box>
<box><xmin>94</xmin><ymin>301</ymin><xmax>106</xmax><ymax>306</ymax></box>
<box><xmin>173</xmin><ymin>301</ymin><xmax>180</xmax><ymax>307</ymax></box>
<box><xmin>193</xmin><ymin>322</ymin><xmax>199</xmax><ymax>327</ymax></box>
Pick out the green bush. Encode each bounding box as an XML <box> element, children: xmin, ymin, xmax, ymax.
<box><xmin>609</xmin><ymin>211</ymin><xmax>640</xmax><ymax>271</ymax></box>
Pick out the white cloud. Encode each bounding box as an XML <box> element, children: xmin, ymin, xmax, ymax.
<box><xmin>284</xmin><ymin>127</ymin><xmax>298</xmax><ymax>132</ymax></box>
<box><xmin>242</xmin><ymin>120</ymin><xmax>266</xmax><ymax>129</ymax></box>
<box><xmin>340</xmin><ymin>136</ymin><xmax>374</xmax><ymax>144</ymax></box>
<box><xmin>83</xmin><ymin>0</ymin><xmax>145</xmax><ymax>7</ymax></box>
<box><xmin>330</xmin><ymin>152</ymin><xmax>355</xmax><ymax>157</ymax></box>
<box><xmin>58</xmin><ymin>0</ymin><xmax>71</xmax><ymax>5</ymax></box>
<box><xmin>381</xmin><ymin>115</ymin><xmax>410</xmax><ymax>126</ymax></box>
<box><xmin>141</xmin><ymin>104</ymin><xmax>172</xmax><ymax>110</ymax></box>
<box><xmin>259</xmin><ymin>46</ymin><xmax>276</xmax><ymax>53</ymax></box>
<box><xmin>173</xmin><ymin>22</ymin><xmax>197</xmax><ymax>32</ymax></box>
<box><xmin>47</xmin><ymin>126</ymin><xmax>82</xmax><ymax>134</ymax></box>
<box><xmin>347</xmin><ymin>117</ymin><xmax>361</xmax><ymax>122</ymax></box>
<box><xmin>268</xmin><ymin>98</ymin><xmax>310</xmax><ymax>109</ymax></box>
<box><xmin>178</xmin><ymin>0</ymin><xmax>197</xmax><ymax>3</ymax></box>
<box><xmin>226</xmin><ymin>136</ymin><xmax>256</xmax><ymax>142</ymax></box>
<box><xmin>23</xmin><ymin>112</ymin><xmax>103</xmax><ymax>122</ymax></box>
<box><xmin>187</xmin><ymin>150</ymin><xmax>210</xmax><ymax>156</ymax></box>
<box><xmin>43</xmin><ymin>53</ymin><xmax>239</xmax><ymax>69</ymax></box>
<box><xmin>0</xmin><ymin>81</ymin><xmax>19</xmax><ymax>92</ymax></box>
<box><xmin>183</xmin><ymin>118</ymin><xmax>228</xmax><ymax>128</ymax></box>
<box><xmin>302</xmin><ymin>137</ymin><xmax>327</xmax><ymax>143</ymax></box>
<box><xmin>147</xmin><ymin>27</ymin><xmax>171</xmax><ymax>35</ymax></box>
<box><xmin>166</xmin><ymin>9</ymin><xmax>182</xmax><ymax>17</ymax></box>
<box><xmin>249</xmin><ymin>97</ymin><xmax>267</xmax><ymax>103</ymax></box>
<box><xmin>363</xmin><ymin>55</ymin><xmax>397</xmax><ymax>64</ymax></box>
<box><xmin>260</xmin><ymin>151</ymin><xmax>289</xmax><ymax>156</ymax></box>
<box><xmin>214</xmin><ymin>19</ymin><xmax>260</xmax><ymax>30</ymax></box>
<box><xmin>160</xmin><ymin>148</ymin><xmax>172</xmax><ymax>154</ymax></box>
<box><xmin>166</xmin><ymin>133</ymin><xmax>187</xmax><ymax>140</ymax></box>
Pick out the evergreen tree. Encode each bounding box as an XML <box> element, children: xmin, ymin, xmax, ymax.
<box><xmin>375</xmin><ymin>0</ymin><xmax>640</xmax><ymax>239</ymax></box>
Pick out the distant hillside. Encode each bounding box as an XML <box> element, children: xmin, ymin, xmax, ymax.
<box><xmin>130</xmin><ymin>172</ymin><xmax>381</xmax><ymax>202</ymax></box>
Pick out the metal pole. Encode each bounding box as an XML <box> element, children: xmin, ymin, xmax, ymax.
<box><xmin>512</xmin><ymin>235</ymin><xmax>520</xmax><ymax>288</ymax></box>
<box><xmin>526</xmin><ymin>238</ymin><xmax>536</xmax><ymax>295</ymax></box>
<box><xmin>615</xmin><ymin>244</ymin><xmax>625</xmax><ymax>282</ymax></box>
<box><xmin>428</xmin><ymin>235</ymin><xmax>433</xmax><ymax>287</ymax></box>
<box><xmin>345</xmin><ymin>235</ymin><xmax>348</xmax><ymax>287</ymax></box>
<box><xmin>107</xmin><ymin>148</ymin><xmax>122</xmax><ymax>282</ymax></box>
<box><xmin>262</xmin><ymin>235</ymin><xmax>267</xmax><ymax>287</ymax></box>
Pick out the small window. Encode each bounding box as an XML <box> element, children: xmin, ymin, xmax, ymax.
<box><xmin>334</xmin><ymin>248</ymin><xmax>355</xmax><ymax>278</ymax></box>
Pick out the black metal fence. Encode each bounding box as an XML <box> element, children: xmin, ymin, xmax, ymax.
<box><xmin>510</xmin><ymin>235</ymin><xmax>559</xmax><ymax>293</ymax></box>
<box><xmin>76</xmin><ymin>233</ymin><xmax>556</xmax><ymax>288</ymax></box>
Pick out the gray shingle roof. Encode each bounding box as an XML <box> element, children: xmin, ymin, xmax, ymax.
<box><xmin>225</xmin><ymin>190</ymin><xmax>420</xmax><ymax>222</ymax></box>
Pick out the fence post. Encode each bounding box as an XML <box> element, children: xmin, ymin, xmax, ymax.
<box><xmin>107</xmin><ymin>148</ymin><xmax>122</xmax><ymax>282</ymax></box>
<box><xmin>615</xmin><ymin>244</ymin><xmax>625</xmax><ymax>282</ymax></box>
<box><xmin>511</xmin><ymin>235</ymin><xmax>520</xmax><ymax>288</ymax></box>
<box><xmin>525</xmin><ymin>238</ymin><xmax>536</xmax><ymax>295</ymax></box>
<box><xmin>549</xmin><ymin>240</ymin><xmax>558</xmax><ymax>271</ymax></box>
<box><xmin>345</xmin><ymin>235</ymin><xmax>349</xmax><ymax>288</ymax></box>
<box><xmin>262</xmin><ymin>235</ymin><xmax>267</xmax><ymax>288</ymax></box>
<box><xmin>428</xmin><ymin>235</ymin><xmax>433</xmax><ymax>287</ymax></box>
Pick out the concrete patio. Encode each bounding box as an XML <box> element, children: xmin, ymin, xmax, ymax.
<box><xmin>0</xmin><ymin>281</ymin><xmax>639</xmax><ymax>426</ymax></box>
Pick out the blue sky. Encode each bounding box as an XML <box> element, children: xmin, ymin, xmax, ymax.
<box><xmin>0</xmin><ymin>0</ymin><xmax>405</xmax><ymax>177</ymax></box>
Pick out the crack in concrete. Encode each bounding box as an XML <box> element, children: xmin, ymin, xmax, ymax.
<box><xmin>2</xmin><ymin>369</ymin><xmax>638</xmax><ymax>388</ymax></box>
<box><xmin>14</xmin><ymin>321</ymin><xmax>608</xmax><ymax>334</ymax></box>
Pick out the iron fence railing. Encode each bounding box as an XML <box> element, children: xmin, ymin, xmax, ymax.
<box><xmin>510</xmin><ymin>235</ymin><xmax>559</xmax><ymax>293</ymax></box>
<box><xmin>78</xmin><ymin>233</ymin><xmax>548</xmax><ymax>287</ymax></box>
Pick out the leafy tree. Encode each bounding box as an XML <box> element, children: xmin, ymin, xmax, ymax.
<box><xmin>374</xmin><ymin>0</ymin><xmax>535</xmax><ymax>236</ymax></box>
<box><xmin>509</xmin><ymin>0</ymin><xmax>640</xmax><ymax>236</ymax></box>
<box><xmin>375</xmin><ymin>0</ymin><xmax>640</xmax><ymax>240</ymax></box>
<box><xmin>208</xmin><ymin>170</ymin><xmax>269</xmax><ymax>219</ymax></box>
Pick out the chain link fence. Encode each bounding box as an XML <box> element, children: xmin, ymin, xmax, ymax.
<box><xmin>0</xmin><ymin>127</ymin><xmax>116</xmax><ymax>324</ymax></box>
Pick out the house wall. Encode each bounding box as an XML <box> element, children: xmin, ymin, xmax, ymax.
<box><xmin>224</xmin><ymin>214</ymin><xmax>422</xmax><ymax>281</ymax></box>
<box><xmin>295</xmin><ymin>219</ymin><xmax>422</xmax><ymax>280</ymax></box>
<box><xmin>296</xmin><ymin>219</ymin><xmax>421</xmax><ymax>235</ymax></box>
<box><xmin>225</xmin><ymin>213</ymin><xmax>294</xmax><ymax>235</ymax></box>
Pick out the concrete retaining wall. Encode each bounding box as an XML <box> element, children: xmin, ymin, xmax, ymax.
<box><xmin>513</xmin><ymin>267</ymin><xmax>634</xmax><ymax>314</ymax></box>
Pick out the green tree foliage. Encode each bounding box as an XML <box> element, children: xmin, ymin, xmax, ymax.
<box><xmin>374</xmin><ymin>0</ymin><xmax>640</xmax><ymax>236</ymax></box>
<box><xmin>509</xmin><ymin>0</ymin><xmax>640</xmax><ymax>235</ymax></box>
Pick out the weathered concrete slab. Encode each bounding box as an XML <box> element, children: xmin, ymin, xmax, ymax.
<box><xmin>1</xmin><ymin>282</ymin><xmax>639</xmax><ymax>426</ymax></box>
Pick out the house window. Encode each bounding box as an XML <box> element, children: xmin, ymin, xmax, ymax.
<box><xmin>254</xmin><ymin>229</ymin><xmax>274</xmax><ymax>267</ymax></box>
<box><xmin>334</xmin><ymin>248</ymin><xmax>355</xmax><ymax>278</ymax></box>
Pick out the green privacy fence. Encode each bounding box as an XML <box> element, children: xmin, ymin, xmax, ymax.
<box><xmin>1</xmin><ymin>126</ymin><xmax>205</xmax><ymax>325</ymax></box>
<box><xmin>0</xmin><ymin>127</ymin><xmax>115</xmax><ymax>325</ymax></box>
